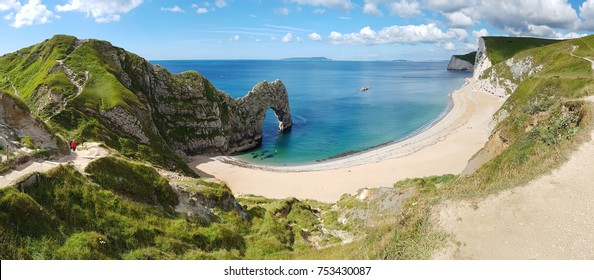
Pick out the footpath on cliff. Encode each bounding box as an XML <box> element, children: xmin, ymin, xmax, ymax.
<box><xmin>0</xmin><ymin>142</ymin><xmax>109</xmax><ymax>188</ymax></box>
<box><xmin>431</xmin><ymin>46</ymin><xmax>594</xmax><ymax>260</ymax></box>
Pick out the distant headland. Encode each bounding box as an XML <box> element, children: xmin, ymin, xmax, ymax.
<box><xmin>282</xmin><ymin>57</ymin><xmax>332</xmax><ymax>61</ymax></box>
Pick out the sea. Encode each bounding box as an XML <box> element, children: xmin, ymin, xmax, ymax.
<box><xmin>154</xmin><ymin>60</ymin><xmax>470</xmax><ymax>165</ymax></box>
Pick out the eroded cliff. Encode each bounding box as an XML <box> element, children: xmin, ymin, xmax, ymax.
<box><xmin>0</xmin><ymin>35</ymin><xmax>292</xmax><ymax>169</ymax></box>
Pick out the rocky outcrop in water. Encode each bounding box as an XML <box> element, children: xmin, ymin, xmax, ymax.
<box><xmin>227</xmin><ymin>80</ymin><xmax>292</xmax><ymax>154</ymax></box>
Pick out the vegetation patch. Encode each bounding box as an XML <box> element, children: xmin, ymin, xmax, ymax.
<box><xmin>453</xmin><ymin>51</ymin><xmax>477</xmax><ymax>64</ymax></box>
<box><xmin>85</xmin><ymin>156</ymin><xmax>179</xmax><ymax>208</ymax></box>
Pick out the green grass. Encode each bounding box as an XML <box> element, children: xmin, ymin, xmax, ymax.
<box><xmin>0</xmin><ymin>163</ymin><xmax>336</xmax><ymax>260</ymax></box>
<box><xmin>0</xmin><ymin>35</ymin><xmax>77</xmax><ymax>115</ymax></box>
<box><xmin>64</xmin><ymin>40</ymin><xmax>140</xmax><ymax>111</ymax></box>
<box><xmin>484</xmin><ymin>36</ymin><xmax>561</xmax><ymax>64</ymax></box>
<box><xmin>453</xmin><ymin>51</ymin><xmax>477</xmax><ymax>64</ymax></box>
<box><xmin>85</xmin><ymin>156</ymin><xmax>179</xmax><ymax>208</ymax></box>
<box><xmin>0</xmin><ymin>164</ymin><xmax>251</xmax><ymax>259</ymax></box>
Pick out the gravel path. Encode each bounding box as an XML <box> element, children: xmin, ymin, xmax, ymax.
<box><xmin>0</xmin><ymin>142</ymin><xmax>109</xmax><ymax>188</ymax></box>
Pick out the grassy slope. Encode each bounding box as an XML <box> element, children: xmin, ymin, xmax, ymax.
<box><xmin>0</xmin><ymin>35</ymin><xmax>193</xmax><ymax>174</ymax></box>
<box><xmin>483</xmin><ymin>36</ymin><xmax>561</xmax><ymax>64</ymax></box>
<box><xmin>453</xmin><ymin>51</ymin><xmax>477</xmax><ymax>64</ymax></box>
<box><xmin>0</xmin><ymin>35</ymin><xmax>76</xmax><ymax>106</ymax></box>
<box><xmin>0</xmin><ymin>159</ymin><xmax>346</xmax><ymax>259</ymax></box>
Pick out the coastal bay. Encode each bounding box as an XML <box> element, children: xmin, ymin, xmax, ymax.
<box><xmin>191</xmin><ymin>78</ymin><xmax>505</xmax><ymax>202</ymax></box>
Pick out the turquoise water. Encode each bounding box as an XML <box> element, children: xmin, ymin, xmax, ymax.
<box><xmin>154</xmin><ymin>60</ymin><xmax>469</xmax><ymax>165</ymax></box>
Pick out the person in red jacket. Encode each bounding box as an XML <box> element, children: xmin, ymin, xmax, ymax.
<box><xmin>71</xmin><ymin>140</ymin><xmax>77</xmax><ymax>152</ymax></box>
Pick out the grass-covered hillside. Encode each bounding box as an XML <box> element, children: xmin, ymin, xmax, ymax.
<box><xmin>462</xmin><ymin>35</ymin><xmax>593</xmax><ymax>195</ymax></box>
<box><xmin>483</xmin><ymin>36</ymin><xmax>561</xmax><ymax>64</ymax></box>
<box><xmin>0</xmin><ymin>156</ymin><xmax>423</xmax><ymax>260</ymax></box>
<box><xmin>0</xmin><ymin>35</ymin><xmax>192</xmax><ymax>174</ymax></box>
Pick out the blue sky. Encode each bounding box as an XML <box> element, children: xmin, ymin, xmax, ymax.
<box><xmin>1</xmin><ymin>0</ymin><xmax>594</xmax><ymax>60</ymax></box>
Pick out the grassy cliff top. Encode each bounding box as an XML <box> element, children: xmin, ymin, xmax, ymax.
<box><xmin>453</xmin><ymin>51</ymin><xmax>477</xmax><ymax>64</ymax></box>
<box><xmin>483</xmin><ymin>36</ymin><xmax>562</xmax><ymax>64</ymax></box>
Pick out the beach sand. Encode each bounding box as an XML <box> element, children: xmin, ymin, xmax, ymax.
<box><xmin>189</xmin><ymin>78</ymin><xmax>505</xmax><ymax>202</ymax></box>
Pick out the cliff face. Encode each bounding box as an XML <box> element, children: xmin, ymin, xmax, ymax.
<box><xmin>0</xmin><ymin>92</ymin><xmax>60</xmax><ymax>153</ymax></box>
<box><xmin>473</xmin><ymin>38</ymin><xmax>491</xmax><ymax>80</ymax></box>
<box><xmin>472</xmin><ymin>37</ymin><xmax>544</xmax><ymax>98</ymax></box>
<box><xmin>446</xmin><ymin>51</ymin><xmax>476</xmax><ymax>71</ymax></box>
<box><xmin>0</xmin><ymin>35</ymin><xmax>292</xmax><ymax>167</ymax></box>
<box><xmin>447</xmin><ymin>56</ymin><xmax>473</xmax><ymax>71</ymax></box>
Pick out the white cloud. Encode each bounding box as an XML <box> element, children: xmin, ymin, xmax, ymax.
<box><xmin>282</xmin><ymin>32</ymin><xmax>293</xmax><ymax>43</ymax></box>
<box><xmin>389</xmin><ymin>0</ymin><xmax>420</xmax><ymax>17</ymax></box>
<box><xmin>231</xmin><ymin>35</ymin><xmax>240</xmax><ymax>41</ymax></box>
<box><xmin>443</xmin><ymin>41</ymin><xmax>456</xmax><ymax>50</ymax></box>
<box><xmin>472</xmin><ymin>28</ymin><xmax>488</xmax><ymax>39</ymax></box>
<box><xmin>313</xmin><ymin>8</ymin><xmax>325</xmax><ymax>14</ymax></box>
<box><xmin>290</xmin><ymin>0</ymin><xmax>353</xmax><ymax>10</ymax></box>
<box><xmin>275</xmin><ymin>7</ymin><xmax>290</xmax><ymax>15</ymax></box>
<box><xmin>444</xmin><ymin>11</ymin><xmax>473</xmax><ymax>28</ymax></box>
<box><xmin>426</xmin><ymin>0</ymin><xmax>471</xmax><ymax>13</ymax></box>
<box><xmin>363</xmin><ymin>1</ymin><xmax>420</xmax><ymax>17</ymax></box>
<box><xmin>0</xmin><ymin>0</ymin><xmax>18</xmax><ymax>12</ymax></box>
<box><xmin>464</xmin><ymin>28</ymin><xmax>488</xmax><ymax>50</ymax></box>
<box><xmin>308</xmin><ymin>32</ymin><xmax>322</xmax><ymax>41</ymax></box>
<box><xmin>196</xmin><ymin>7</ymin><xmax>208</xmax><ymax>14</ymax></box>
<box><xmin>363</xmin><ymin>2</ymin><xmax>382</xmax><ymax>16</ymax></box>
<box><xmin>327</xmin><ymin>23</ymin><xmax>467</xmax><ymax>45</ymax></box>
<box><xmin>161</xmin><ymin>6</ymin><xmax>184</xmax><ymax>13</ymax></box>
<box><xmin>215</xmin><ymin>0</ymin><xmax>227</xmax><ymax>8</ymax></box>
<box><xmin>9</xmin><ymin>0</ymin><xmax>57</xmax><ymax>28</ymax></box>
<box><xmin>426</xmin><ymin>0</ymin><xmax>581</xmax><ymax>36</ymax></box>
<box><xmin>55</xmin><ymin>0</ymin><xmax>143</xmax><ymax>23</ymax></box>
<box><xmin>580</xmin><ymin>0</ymin><xmax>594</xmax><ymax>30</ymax></box>
<box><xmin>519</xmin><ymin>24</ymin><xmax>587</xmax><ymax>39</ymax></box>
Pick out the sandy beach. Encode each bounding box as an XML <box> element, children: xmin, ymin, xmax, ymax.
<box><xmin>190</xmin><ymin>78</ymin><xmax>505</xmax><ymax>202</ymax></box>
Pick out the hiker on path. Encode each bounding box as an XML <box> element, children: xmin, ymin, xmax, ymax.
<box><xmin>71</xmin><ymin>140</ymin><xmax>77</xmax><ymax>152</ymax></box>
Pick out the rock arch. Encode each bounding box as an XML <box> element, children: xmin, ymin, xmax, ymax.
<box><xmin>226</xmin><ymin>80</ymin><xmax>293</xmax><ymax>153</ymax></box>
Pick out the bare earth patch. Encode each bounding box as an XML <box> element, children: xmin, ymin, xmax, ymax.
<box><xmin>0</xmin><ymin>142</ymin><xmax>109</xmax><ymax>188</ymax></box>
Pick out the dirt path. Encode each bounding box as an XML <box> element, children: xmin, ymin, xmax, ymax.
<box><xmin>0</xmin><ymin>142</ymin><xmax>109</xmax><ymax>188</ymax></box>
<box><xmin>571</xmin><ymin>45</ymin><xmax>594</xmax><ymax>70</ymax></box>
<box><xmin>432</xmin><ymin>96</ymin><xmax>594</xmax><ymax>259</ymax></box>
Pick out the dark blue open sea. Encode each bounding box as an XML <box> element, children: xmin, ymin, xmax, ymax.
<box><xmin>154</xmin><ymin>60</ymin><xmax>470</xmax><ymax>165</ymax></box>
